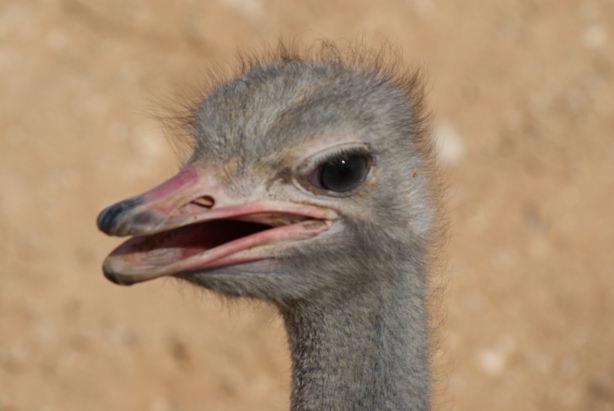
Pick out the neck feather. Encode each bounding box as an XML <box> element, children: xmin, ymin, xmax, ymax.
<box><xmin>281</xmin><ymin>263</ymin><xmax>430</xmax><ymax>411</ymax></box>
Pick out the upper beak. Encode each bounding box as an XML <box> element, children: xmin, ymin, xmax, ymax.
<box><xmin>97</xmin><ymin>165</ymin><xmax>335</xmax><ymax>286</ymax></box>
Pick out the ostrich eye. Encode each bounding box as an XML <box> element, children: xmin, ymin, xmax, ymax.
<box><xmin>308</xmin><ymin>153</ymin><xmax>370</xmax><ymax>193</ymax></box>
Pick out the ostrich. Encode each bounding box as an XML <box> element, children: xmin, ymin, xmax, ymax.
<box><xmin>97</xmin><ymin>43</ymin><xmax>440</xmax><ymax>410</ymax></box>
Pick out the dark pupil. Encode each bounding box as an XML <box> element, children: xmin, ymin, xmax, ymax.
<box><xmin>320</xmin><ymin>154</ymin><xmax>368</xmax><ymax>192</ymax></box>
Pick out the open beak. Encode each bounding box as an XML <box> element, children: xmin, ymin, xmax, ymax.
<box><xmin>97</xmin><ymin>165</ymin><xmax>335</xmax><ymax>286</ymax></box>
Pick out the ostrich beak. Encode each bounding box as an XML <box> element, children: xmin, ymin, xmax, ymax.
<box><xmin>97</xmin><ymin>165</ymin><xmax>334</xmax><ymax>286</ymax></box>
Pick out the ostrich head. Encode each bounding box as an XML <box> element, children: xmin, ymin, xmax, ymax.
<box><xmin>98</xmin><ymin>44</ymin><xmax>438</xmax><ymax>409</ymax></box>
<box><xmin>98</xmin><ymin>45</ymin><xmax>434</xmax><ymax>306</ymax></box>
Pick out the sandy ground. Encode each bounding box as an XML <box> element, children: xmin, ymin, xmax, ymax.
<box><xmin>1</xmin><ymin>0</ymin><xmax>613</xmax><ymax>410</ymax></box>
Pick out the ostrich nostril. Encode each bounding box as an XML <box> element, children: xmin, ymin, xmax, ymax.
<box><xmin>192</xmin><ymin>196</ymin><xmax>215</xmax><ymax>208</ymax></box>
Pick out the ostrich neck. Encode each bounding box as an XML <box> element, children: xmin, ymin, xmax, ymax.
<box><xmin>281</xmin><ymin>266</ymin><xmax>430</xmax><ymax>411</ymax></box>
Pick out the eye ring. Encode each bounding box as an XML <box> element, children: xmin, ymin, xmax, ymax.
<box><xmin>307</xmin><ymin>152</ymin><xmax>372</xmax><ymax>193</ymax></box>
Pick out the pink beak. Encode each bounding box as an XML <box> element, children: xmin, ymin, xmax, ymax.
<box><xmin>97</xmin><ymin>165</ymin><xmax>335</xmax><ymax>285</ymax></box>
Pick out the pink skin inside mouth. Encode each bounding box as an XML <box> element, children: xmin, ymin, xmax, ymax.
<box><xmin>112</xmin><ymin>220</ymin><xmax>269</xmax><ymax>264</ymax></box>
<box><xmin>103</xmin><ymin>213</ymin><xmax>331</xmax><ymax>284</ymax></box>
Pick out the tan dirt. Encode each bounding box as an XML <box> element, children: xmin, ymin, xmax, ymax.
<box><xmin>1</xmin><ymin>1</ymin><xmax>613</xmax><ymax>410</ymax></box>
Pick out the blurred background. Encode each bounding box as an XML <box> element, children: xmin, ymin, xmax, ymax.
<box><xmin>1</xmin><ymin>0</ymin><xmax>613</xmax><ymax>410</ymax></box>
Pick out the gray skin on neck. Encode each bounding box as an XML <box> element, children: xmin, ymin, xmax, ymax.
<box><xmin>177</xmin><ymin>49</ymin><xmax>435</xmax><ymax>410</ymax></box>
<box><xmin>283</xmin><ymin>263</ymin><xmax>430</xmax><ymax>411</ymax></box>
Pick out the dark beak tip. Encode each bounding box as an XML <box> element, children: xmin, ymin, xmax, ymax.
<box><xmin>102</xmin><ymin>265</ymin><xmax>133</xmax><ymax>286</ymax></box>
<box><xmin>97</xmin><ymin>197</ymin><xmax>144</xmax><ymax>235</ymax></box>
<box><xmin>96</xmin><ymin>207</ymin><xmax>113</xmax><ymax>234</ymax></box>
